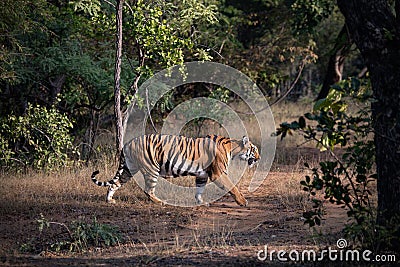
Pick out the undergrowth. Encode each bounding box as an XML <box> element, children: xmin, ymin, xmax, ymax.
<box><xmin>276</xmin><ymin>78</ymin><xmax>399</xmax><ymax>251</ymax></box>
<box><xmin>20</xmin><ymin>214</ymin><xmax>121</xmax><ymax>253</ymax></box>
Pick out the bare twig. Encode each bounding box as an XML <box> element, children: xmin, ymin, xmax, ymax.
<box><xmin>307</xmin><ymin>133</ymin><xmax>362</xmax><ymax>217</ymax></box>
<box><xmin>268</xmin><ymin>59</ymin><xmax>306</xmax><ymax>107</ymax></box>
<box><xmin>48</xmin><ymin>222</ymin><xmax>74</xmax><ymax>241</ymax></box>
<box><xmin>197</xmin><ymin>44</ymin><xmax>224</xmax><ymax>59</ymax></box>
<box><xmin>124</xmin><ymin>0</ymin><xmax>133</xmax><ymax>13</ymax></box>
<box><xmin>101</xmin><ymin>0</ymin><xmax>116</xmax><ymax>8</ymax></box>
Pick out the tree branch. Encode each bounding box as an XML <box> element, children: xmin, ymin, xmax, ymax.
<box><xmin>269</xmin><ymin>59</ymin><xmax>306</xmax><ymax>107</ymax></box>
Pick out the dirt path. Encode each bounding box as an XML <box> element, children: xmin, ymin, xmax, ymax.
<box><xmin>0</xmin><ymin>170</ymin><xmax>347</xmax><ymax>266</ymax></box>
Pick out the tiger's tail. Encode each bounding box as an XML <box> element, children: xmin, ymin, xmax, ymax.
<box><xmin>91</xmin><ymin>170</ymin><xmax>119</xmax><ymax>187</ymax></box>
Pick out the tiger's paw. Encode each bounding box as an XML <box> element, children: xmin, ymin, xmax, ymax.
<box><xmin>147</xmin><ymin>193</ymin><xmax>164</xmax><ymax>205</ymax></box>
<box><xmin>236</xmin><ymin>197</ymin><xmax>248</xmax><ymax>207</ymax></box>
<box><xmin>107</xmin><ymin>199</ymin><xmax>116</xmax><ymax>204</ymax></box>
<box><xmin>195</xmin><ymin>194</ymin><xmax>204</xmax><ymax>205</ymax></box>
<box><xmin>196</xmin><ymin>199</ymin><xmax>210</xmax><ymax>207</ymax></box>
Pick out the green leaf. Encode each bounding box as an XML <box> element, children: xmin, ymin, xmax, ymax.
<box><xmin>313</xmin><ymin>98</ymin><xmax>329</xmax><ymax>111</ymax></box>
<box><xmin>299</xmin><ymin>116</ymin><xmax>306</xmax><ymax>128</ymax></box>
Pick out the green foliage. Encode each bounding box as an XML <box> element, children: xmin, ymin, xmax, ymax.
<box><xmin>0</xmin><ymin>0</ymin><xmax>50</xmax><ymax>83</ymax></box>
<box><xmin>0</xmin><ymin>103</ymin><xmax>76</xmax><ymax>170</ymax></box>
<box><xmin>0</xmin><ymin>0</ymin><xmax>116</xmax><ymax>115</ymax></box>
<box><xmin>71</xmin><ymin>0</ymin><xmax>101</xmax><ymax>16</ymax></box>
<box><xmin>126</xmin><ymin>0</ymin><xmax>217</xmax><ymax>75</ymax></box>
<box><xmin>209</xmin><ymin>86</ymin><xmax>230</xmax><ymax>103</ymax></box>
<box><xmin>276</xmin><ymin>78</ymin><xmax>380</xmax><ymax>248</ymax></box>
<box><xmin>174</xmin><ymin>0</ymin><xmax>219</xmax><ymax>31</ymax></box>
<box><xmin>35</xmin><ymin>214</ymin><xmax>121</xmax><ymax>253</ymax></box>
<box><xmin>71</xmin><ymin>0</ymin><xmax>218</xmax><ymax>114</ymax></box>
<box><xmin>0</xmin><ymin>0</ymin><xmax>354</xmax><ymax>168</ymax></box>
<box><xmin>215</xmin><ymin>0</ymin><xmax>319</xmax><ymax>97</ymax></box>
<box><xmin>129</xmin><ymin>1</ymin><xmax>189</xmax><ymax>72</ymax></box>
<box><xmin>290</xmin><ymin>0</ymin><xmax>335</xmax><ymax>34</ymax></box>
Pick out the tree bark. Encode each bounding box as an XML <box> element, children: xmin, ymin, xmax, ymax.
<box><xmin>114</xmin><ymin>0</ymin><xmax>124</xmax><ymax>157</ymax></box>
<box><xmin>316</xmin><ymin>24</ymin><xmax>353</xmax><ymax>100</ymax></box>
<box><xmin>337</xmin><ymin>0</ymin><xmax>400</xmax><ymax>236</ymax></box>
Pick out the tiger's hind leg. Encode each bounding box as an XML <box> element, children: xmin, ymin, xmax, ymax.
<box><xmin>106</xmin><ymin>166</ymin><xmax>137</xmax><ymax>204</ymax></box>
<box><xmin>144</xmin><ymin>174</ymin><xmax>163</xmax><ymax>204</ymax></box>
<box><xmin>106</xmin><ymin>183</ymin><xmax>120</xmax><ymax>204</ymax></box>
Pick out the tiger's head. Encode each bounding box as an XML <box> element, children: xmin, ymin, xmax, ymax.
<box><xmin>236</xmin><ymin>136</ymin><xmax>260</xmax><ymax>168</ymax></box>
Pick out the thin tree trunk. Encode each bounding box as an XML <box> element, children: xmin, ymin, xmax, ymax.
<box><xmin>338</xmin><ymin>0</ymin><xmax>400</xmax><ymax>242</ymax></box>
<box><xmin>114</xmin><ymin>0</ymin><xmax>124</xmax><ymax>158</ymax></box>
<box><xmin>83</xmin><ymin>109</ymin><xmax>99</xmax><ymax>163</ymax></box>
<box><xmin>316</xmin><ymin>24</ymin><xmax>352</xmax><ymax>100</ymax></box>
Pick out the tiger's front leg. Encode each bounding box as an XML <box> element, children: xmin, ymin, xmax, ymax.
<box><xmin>195</xmin><ymin>173</ymin><xmax>208</xmax><ymax>205</ymax></box>
<box><xmin>211</xmin><ymin>172</ymin><xmax>248</xmax><ymax>207</ymax></box>
<box><xmin>144</xmin><ymin>174</ymin><xmax>163</xmax><ymax>204</ymax></box>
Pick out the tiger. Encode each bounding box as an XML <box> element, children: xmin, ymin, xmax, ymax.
<box><xmin>91</xmin><ymin>134</ymin><xmax>260</xmax><ymax>206</ymax></box>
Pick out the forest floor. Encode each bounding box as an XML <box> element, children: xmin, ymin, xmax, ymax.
<box><xmin>0</xmin><ymin>146</ymin><xmax>360</xmax><ymax>267</ymax></box>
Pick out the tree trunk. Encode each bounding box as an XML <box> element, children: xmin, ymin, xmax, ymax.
<box><xmin>82</xmin><ymin>109</ymin><xmax>99</xmax><ymax>163</ymax></box>
<box><xmin>316</xmin><ymin>24</ymin><xmax>352</xmax><ymax>100</ymax></box>
<box><xmin>337</xmin><ymin>0</ymin><xmax>400</xmax><ymax>239</ymax></box>
<box><xmin>114</xmin><ymin>0</ymin><xmax>124</xmax><ymax>158</ymax></box>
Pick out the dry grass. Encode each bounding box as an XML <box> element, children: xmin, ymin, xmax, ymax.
<box><xmin>0</xmin><ymin>158</ymin><xmax>321</xmax><ymax>252</ymax></box>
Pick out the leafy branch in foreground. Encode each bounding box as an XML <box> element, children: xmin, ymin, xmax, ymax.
<box><xmin>275</xmin><ymin>78</ymin><xmax>396</xmax><ymax>250</ymax></box>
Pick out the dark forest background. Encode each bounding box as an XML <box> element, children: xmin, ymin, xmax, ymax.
<box><xmin>1</xmin><ymin>0</ymin><xmax>400</xmax><ymax>253</ymax></box>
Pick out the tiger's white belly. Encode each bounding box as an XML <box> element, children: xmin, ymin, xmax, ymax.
<box><xmin>159</xmin><ymin>167</ymin><xmax>208</xmax><ymax>179</ymax></box>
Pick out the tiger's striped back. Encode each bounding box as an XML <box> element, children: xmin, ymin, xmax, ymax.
<box><xmin>123</xmin><ymin>134</ymin><xmax>218</xmax><ymax>179</ymax></box>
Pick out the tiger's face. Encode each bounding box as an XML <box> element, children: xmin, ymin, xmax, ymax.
<box><xmin>238</xmin><ymin>137</ymin><xmax>260</xmax><ymax>168</ymax></box>
<box><xmin>246</xmin><ymin>143</ymin><xmax>260</xmax><ymax>168</ymax></box>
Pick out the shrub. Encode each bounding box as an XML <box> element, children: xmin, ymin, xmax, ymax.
<box><xmin>0</xmin><ymin>103</ymin><xmax>76</xmax><ymax>171</ymax></box>
<box><xmin>33</xmin><ymin>214</ymin><xmax>121</xmax><ymax>253</ymax></box>
<box><xmin>275</xmin><ymin>78</ymin><xmax>382</xmax><ymax>249</ymax></box>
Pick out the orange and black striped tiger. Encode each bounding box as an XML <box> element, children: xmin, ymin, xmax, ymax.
<box><xmin>91</xmin><ymin>134</ymin><xmax>260</xmax><ymax>206</ymax></box>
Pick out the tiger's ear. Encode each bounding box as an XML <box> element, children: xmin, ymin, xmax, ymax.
<box><xmin>242</xmin><ymin>136</ymin><xmax>249</xmax><ymax>146</ymax></box>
